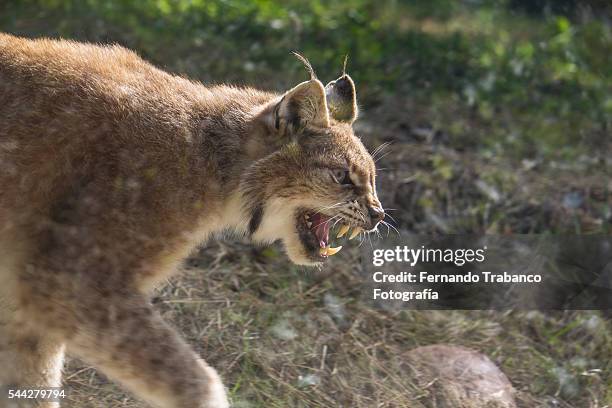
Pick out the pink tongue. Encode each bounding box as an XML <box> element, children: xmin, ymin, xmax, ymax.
<box><xmin>310</xmin><ymin>213</ymin><xmax>330</xmax><ymax>248</ymax></box>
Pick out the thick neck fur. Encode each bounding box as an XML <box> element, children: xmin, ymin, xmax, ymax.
<box><xmin>189</xmin><ymin>86</ymin><xmax>281</xmax><ymax>235</ymax></box>
<box><xmin>0</xmin><ymin>33</ymin><xmax>280</xmax><ymax>285</ymax></box>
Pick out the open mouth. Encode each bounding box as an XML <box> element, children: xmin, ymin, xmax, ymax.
<box><xmin>296</xmin><ymin>209</ymin><xmax>363</xmax><ymax>261</ymax></box>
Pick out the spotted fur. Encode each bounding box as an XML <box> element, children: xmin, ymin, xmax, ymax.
<box><xmin>0</xmin><ymin>33</ymin><xmax>383</xmax><ymax>407</ymax></box>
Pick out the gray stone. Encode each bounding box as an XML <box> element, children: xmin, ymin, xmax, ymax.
<box><xmin>405</xmin><ymin>344</ymin><xmax>517</xmax><ymax>408</ymax></box>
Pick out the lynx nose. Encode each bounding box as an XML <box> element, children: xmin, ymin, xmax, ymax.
<box><xmin>367</xmin><ymin>205</ymin><xmax>385</xmax><ymax>228</ymax></box>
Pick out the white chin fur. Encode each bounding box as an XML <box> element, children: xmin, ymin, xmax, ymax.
<box><xmin>284</xmin><ymin>235</ymin><xmax>321</xmax><ymax>266</ymax></box>
<box><xmin>251</xmin><ymin>199</ymin><xmax>321</xmax><ymax>266</ymax></box>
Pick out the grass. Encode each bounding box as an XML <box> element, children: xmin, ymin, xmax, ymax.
<box><xmin>1</xmin><ymin>0</ymin><xmax>610</xmax><ymax>406</ymax></box>
<box><xmin>61</xmin><ymin>238</ymin><xmax>612</xmax><ymax>407</ymax></box>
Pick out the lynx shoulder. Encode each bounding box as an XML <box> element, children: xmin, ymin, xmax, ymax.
<box><xmin>0</xmin><ymin>33</ymin><xmax>384</xmax><ymax>408</ymax></box>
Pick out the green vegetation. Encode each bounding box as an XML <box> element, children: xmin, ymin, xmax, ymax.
<box><xmin>2</xmin><ymin>1</ymin><xmax>610</xmax><ymax>407</ymax></box>
<box><xmin>2</xmin><ymin>0</ymin><xmax>610</xmax><ymax>160</ymax></box>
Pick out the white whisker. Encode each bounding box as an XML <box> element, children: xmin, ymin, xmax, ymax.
<box><xmin>374</xmin><ymin>227</ymin><xmax>382</xmax><ymax>242</ymax></box>
<box><xmin>381</xmin><ymin>220</ymin><xmax>400</xmax><ymax>237</ymax></box>
<box><xmin>381</xmin><ymin>222</ymin><xmax>391</xmax><ymax>238</ymax></box>
<box><xmin>367</xmin><ymin>232</ymin><xmax>374</xmax><ymax>250</ymax></box>
<box><xmin>354</xmin><ymin>209</ymin><xmax>366</xmax><ymax>223</ymax></box>
<box><xmin>331</xmin><ymin>217</ymin><xmax>343</xmax><ymax>230</ymax></box>
<box><xmin>371</xmin><ymin>141</ymin><xmax>392</xmax><ymax>160</ymax></box>
<box><xmin>313</xmin><ymin>214</ymin><xmax>342</xmax><ymax>229</ymax></box>
<box><xmin>313</xmin><ymin>202</ymin><xmax>345</xmax><ymax>214</ymax></box>
<box><xmin>358</xmin><ymin>233</ymin><xmax>366</xmax><ymax>247</ymax></box>
<box><xmin>382</xmin><ymin>212</ymin><xmax>398</xmax><ymax>223</ymax></box>
<box><xmin>374</xmin><ymin>150</ymin><xmax>392</xmax><ymax>163</ymax></box>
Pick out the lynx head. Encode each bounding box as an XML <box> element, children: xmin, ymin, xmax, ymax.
<box><xmin>242</xmin><ymin>57</ymin><xmax>385</xmax><ymax>266</ymax></box>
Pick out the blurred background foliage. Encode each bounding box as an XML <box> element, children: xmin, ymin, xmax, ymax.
<box><xmin>1</xmin><ymin>0</ymin><xmax>610</xmax><ymax>162</ymax></box>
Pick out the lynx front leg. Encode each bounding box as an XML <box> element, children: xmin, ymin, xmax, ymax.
<box><xmin>0</xmin><ymin>286</ymin><xmax>64</xmax><ymax>408</ymax></box>
<box><xmin>64</xmin><ymin>296</ymin><xmax>229</xmax><ymax>408</ymax></box>
<box><xmin>0</xmin><ymin>328</ymin><xmax>64</xmax><ymax>408</ymax></box>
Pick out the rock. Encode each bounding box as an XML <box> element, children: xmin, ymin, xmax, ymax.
<box><xmin>405</xmin><ymin>344</ymin><xmax>517</xmax><ymax>408</ymax></box>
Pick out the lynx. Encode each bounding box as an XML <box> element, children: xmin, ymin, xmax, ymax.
<box><xmin>0</xmin><ymin>33</ymin><xmax>385</xmax><ymax>407</ymax></box>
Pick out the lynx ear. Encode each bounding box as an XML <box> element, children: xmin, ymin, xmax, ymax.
<box><xmin>325</xmin><ymin>73</ymin><xmax>358</xmax><ymax>123</ymax></box>
<box><xmin>273</xmin><ymin>79</ymin><xmax>330</xmax><ymax>137</ymax></box>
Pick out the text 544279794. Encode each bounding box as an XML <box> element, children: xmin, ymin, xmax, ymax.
<box><xmin>4</xmin><ymin>387</ymin><xmax>66</xmax><ymax>402</ymax></box>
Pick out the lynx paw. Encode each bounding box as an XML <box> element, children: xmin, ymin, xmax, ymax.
<box><xmin>202</xmin><ymin>364</ymin><xmax>229</xmax><ymax>408</ymax></box>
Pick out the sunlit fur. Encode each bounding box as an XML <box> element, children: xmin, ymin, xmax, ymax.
<box><xmin>243</xmin><ymin>123</ymin><xmax>383</xmax><ymax>264</ymax></box>
<box><xmin>0</xmin><ymin>33</ymin><xmax>382</xmax><ymax>407</ymax></box>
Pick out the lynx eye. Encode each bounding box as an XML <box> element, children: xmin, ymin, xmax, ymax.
<box><xmin>330</xmin><ymin>169</ymin><xmax>352</xmax><ymax>185</ymax></box>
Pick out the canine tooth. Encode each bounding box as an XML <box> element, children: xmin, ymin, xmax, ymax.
<box><xmin>319</xmin><ymin>247</ymin><xmax>328</xmax><ymax>256</ymax></box>
<box><xmin>336</xmin><ymin>224</ymin><xmax>350</xmax><ymax>238</ymax></box>
<box><xmin>349</xmin><ymin>227</ymin><xmax>362</xmax><ymax>240</ymax></box>
<box><xmin>307</xmin><ymin>221</ymin><xmax>313</xmax><ymax>228</ymax></box>
<box><xmin>326</xmin><ymin>246</ymin><xmax>342</xmax><ymax>256</ymax></box>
